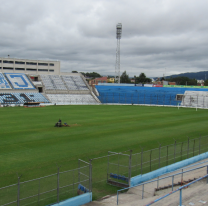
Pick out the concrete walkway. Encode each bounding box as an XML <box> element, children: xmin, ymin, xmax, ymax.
<box><xmin>83</xmin><ymin>158</ymin><xmax>208</xmax><ymax>206</ymax></box>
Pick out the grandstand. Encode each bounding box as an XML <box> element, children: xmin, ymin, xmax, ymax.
<box><xmin>0</xmin><ymin>70</ymin><xmax>100</xmax><ymax>105</ymax></box>
<box><xmin>2</xmin><ymin>56</ymin><xmax>208</xmax><ymax>108</ymax></box>
<box><xmin>39</xmin><ymin>74</ymin><xmax>99</xmax><ymax>104</ymax></box>
<box><xmin>2</xmin><ymin>69</ymin><xmax>208</xmax><ymax>107</ymax></box>
<box><xmin>96</xmin><ymin>85</ymin><xmax>208</xmax><ymax>107</ymax></box>
<box><xmin>2</xmin><ymin>71</ymin><xmax>208</xmax><ymax>107</ymax></box>
<box><xmin>0</xmin><ymin>57</ymin><xmax>100</xmax><ymax>106</ymax></box>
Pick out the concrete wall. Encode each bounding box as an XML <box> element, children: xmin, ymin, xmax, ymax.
<box><xmin>0</xmin><ymin>89</ymin><xmax>38</xmax><ymax>93</ymax></box>
<box><xmin>60</xmin><ymin>72</ymin><xmax>81</xmax><ymax>76</ymax></box>
<box><xmin>52</xmin><ymin>193</ymin><xmax>92</xmax><ymax>206</ymax></box>
<box><xmin>131</xmin><ymin>152</ymin><xmax>208</xmax><ymax>187</ymax></box>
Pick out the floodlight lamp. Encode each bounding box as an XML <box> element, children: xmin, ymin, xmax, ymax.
<box><xmin>116</xmin><ymin>23</ymin><xmax>122</xmax><ymax>39</ymax></box>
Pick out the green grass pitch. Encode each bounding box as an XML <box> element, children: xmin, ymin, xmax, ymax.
<box><xmin>0</xmin><ymin>105</ymin><xmax>208</xmax><ymax>201</ymax></box>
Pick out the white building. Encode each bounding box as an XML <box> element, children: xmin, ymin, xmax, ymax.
<box><xmin>197</xmin><ymin>80</ymin><xmax>204</xmax><ymax>84</ymax></box>
<box><xmin>0</xmin><ymin>57</ymin><xmax>60</xmax><ymax>75</ymax></box>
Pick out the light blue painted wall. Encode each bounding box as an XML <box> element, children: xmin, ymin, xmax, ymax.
<box><xmin>98</xmin><ymin>83</ymin><xmax>134</xmax><ymax>86</ymax></box>
<box><xmin>51</xmin><ymin>192</ymin><xmax>92</xmax><ymax>206</ymax></box>
<box><xmin>131</xmin><ymin>152</ymin><xmax>208</xmax><ymax>187</ymax></box>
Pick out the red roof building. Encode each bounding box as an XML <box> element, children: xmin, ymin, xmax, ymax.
<box><xmin>89</xmin><ymin>77</ymin><xmax>108</xmax><ymax>86</ymax></box>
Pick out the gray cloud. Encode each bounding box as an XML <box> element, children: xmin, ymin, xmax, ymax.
<box><xmin>0</xmin><ymin>0</ymin><xmax>208</xmax><ymax>77</ymax></box>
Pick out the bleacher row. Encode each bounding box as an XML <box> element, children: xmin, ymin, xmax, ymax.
<box><xmin>0</xmin><ymin>93</ymin><xmax>98</xmax><ymax>105</ymax></box>
<box><xmin>0</xmin><ymin>72</ymin><xmax>89</xmax><ymax>92</ymax></box>
<box><xmin>47</xmin><ymin>94</ymin><xmax>97</xmax><ymax>104</ymax></box>
<box><xmin>63</xmin><ymin>75</ymin><xmax>89</xmax><ymax>90</ymax></box>
<box><xmin>0</xmin><ymin>93</ymin><xmax>49</xmax><ymax>104</ymax></box>
<box><xmin>40</xmin><ymin>75</ymin><xmax>89</xmax><ymax>91</ymax></box>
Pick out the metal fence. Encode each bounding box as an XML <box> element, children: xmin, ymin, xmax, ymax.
<box><xmin>106</xmin><ymin>135</ymin><xmax>208</xmax><ymax>188</ymax></box>
<box><xmin>107</xmin><ymin>151</ymin><xmax>131</xmax><ymax>188</ymax></box>
<box><xmin>131</xmin><ymin>135</ymin><xmax>208</xmax><ymax>177</ymax></box>
<box><xmin>1</xmin><ymin>135</ymin><xmax>208</xmax><ymax>205</ymax></box>
<box><xmin>0</xmin><ymin>160</ymin><xmax>92</xmax><ymax>206</ymax></box>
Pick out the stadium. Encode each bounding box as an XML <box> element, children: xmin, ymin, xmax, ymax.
<box><xmin>1</xmin><ymin>56</ymin><xmax>208</xmax><ymax>206</ymax></box>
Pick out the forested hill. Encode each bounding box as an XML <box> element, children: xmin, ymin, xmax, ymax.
<box><xmin>165</xmin><ymin>71</ymin><xmax>208</xmax><ymax>80</ymax></box>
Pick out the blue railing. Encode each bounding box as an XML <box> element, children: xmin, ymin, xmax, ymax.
<box><xmin>145</xmin><ymin>173</ymin><xmax>208</xmax><ymax>206</ymax></box>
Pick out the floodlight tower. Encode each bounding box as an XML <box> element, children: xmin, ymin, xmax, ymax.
<box><xmin>115</xmin><ymin>23</ymin><xmax>122</xmax><ymax>84</ymax></box>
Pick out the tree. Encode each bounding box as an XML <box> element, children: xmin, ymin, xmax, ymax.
<box><xmin>120</xmin><ymin>71</ymin><xmax>131</xmax><ymax>83</ymax></box>
<box><xmin>136</xmin><ymin>73</ymin><xmax>146</xmax><ymax>83</ymax></box>
<box><xmin>72</xmin><ymin>71</ymin><xmax>78</xmax><ymax>73</ymax></box>
<box><xmin>135</xmin><ymin>73</ymin><xmax>152</xmax><ymax>84</ymax></box>
<box><xmin>145</xmin><ymin>77</ymin><xmax>152</xmax><ymax>83</ymax></box>
<box><xmin>85</xmin><ymin>72</ymin><xmax>101</xmax><ymax>78</ymax></box>
<box><xmin>187</xmin><ymin>78</ymin><xmax>197</xmax><ymax>85</ymax></box>
<box><xmin>204</xmin><ymin>79</ymin><xmax>208</xmax><ymax>86</ymax></box>
<box><xmin>166</xmin><ymin>76</ymin><xmax>197</xmax><ymax>85</ymax></box>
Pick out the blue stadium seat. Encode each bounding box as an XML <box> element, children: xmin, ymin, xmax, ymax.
<box><xmin>0</xmin><ymin>73</ymin><xmax>11</xmax><ymax>89</ymax></box>
<box><xmin>5</xmin><ymin>73</ymin><xmax>35</xmax><ymax>89</ymax></box>
<box><xmin>110</xmin><ymin>173</ymin><xmax>128</xmax><ymax>182</ymax></box>
<box><xmin>0</xmin><ymin>93</ymin><xmax>50</xmax><ymax>104</ymax></box>
<box><xmin>78</xmin><ymin>184</ymin><xmax>89</xmax><ymax>193</ymax></box>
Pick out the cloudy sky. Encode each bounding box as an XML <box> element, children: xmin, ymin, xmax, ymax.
<box><xmin>0</xmin><ymin>0</ymin><xmax>208</xmax><ymax>77</ymax></box>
